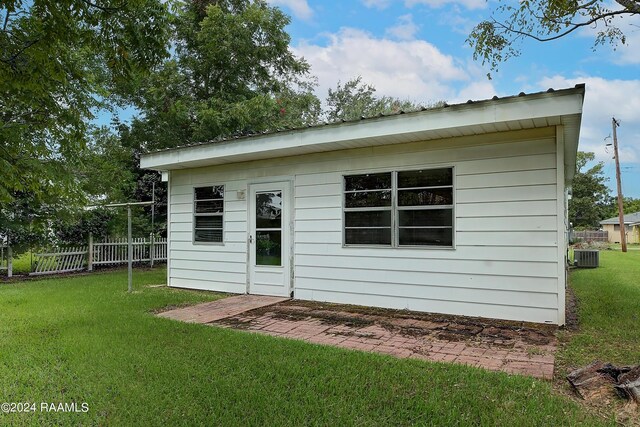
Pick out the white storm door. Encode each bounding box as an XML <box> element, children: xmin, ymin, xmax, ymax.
<box><xmin>248</xmin><ymin>182</ymin><xmax>291</xmax><ymax>297</ymax></box>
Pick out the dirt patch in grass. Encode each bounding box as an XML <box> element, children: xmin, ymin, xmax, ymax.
<box><xmin>271</xmin><ymin>309</ymin><xmax>377</xmax><ymax>328</ymax></box>
<box><xmin>564</xmin><ymin>278</ymin><xmax>580</xmax><ymax>331</ymax></box>
<box><xmin>215</xmin><ymin>316</ymin><xmax>254</xmax><ymax>329</ymax></box>
<box><xmin>553</xmin><ymin>272</ymin><xmax>640</xmax><ymax>426</ymax></box>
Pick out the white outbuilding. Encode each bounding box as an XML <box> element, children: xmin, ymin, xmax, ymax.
<box><xmin>141</xmin><ymin>85</ymin><xmax>585</xmax><ymax>325</ymax></box>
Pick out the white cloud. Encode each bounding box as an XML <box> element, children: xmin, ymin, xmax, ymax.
<box><xmin>577</xmin><ymin>8</ymin><xmax>640</xmax><ymax>65</ymax></box>
<box><xmin>267</xmin><ymin>0</ymin><xmax>313</xmax><ymax>20</ymax></box>
<box><xmin>438</xmin><ymin>10</ymin><xmax>477</xmax><ymax>35</ymax></box>
<box><xmin>405</xmin><ymin>0</ymin><xmax>487</xmax><ymax>10</ymax></box>
<box><xmin>453</xmin><ymin>80</ymin><xmax>497</xmax><ymax>103</ymax></box>
<box><xmin>614</xmin><ymin>20</ymin><xmax>640</xmax><ymax>65</ymax></box>
<box><xmin>293</xmin><ymin>27</ymin><xmax>470</xmax><ymax>103</ymax></box>
<box><xmin>385</xmin><ymin>14</ymin><xmax>419</xmax><ymax>40</ymax></box>
<box><xmin>361</xmin><ymin>0</ymin><xmax>392</xmax><ymax>9</ymax></box>
<box><xmin>362</xmin><ymin>0</ymin><xmax>486</xmax><ymax>9</ymax></box>
<box><xmin>539</xmin><ymin>75</ymin><xmax>640</xmax><ymax>164</ymax></box>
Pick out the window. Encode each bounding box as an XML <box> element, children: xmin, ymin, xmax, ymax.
<box><xmin>194</xmin><ymin>185</ymin><xmax>224</xmax><ymax>243</ymax></box>
<box><xmin>397</xmin><ymin>168</ymin><xmax>453</xmax><ymax>246</ymax></box>
<box><xmin>343</xmin><ymin>168</ymin><xmax>454</xmax><ymax>247</ymax></box>
<box><xmin>344</xmin><ymin>173</ymin><xmax>392</xmax><ymax>245</ymax></box>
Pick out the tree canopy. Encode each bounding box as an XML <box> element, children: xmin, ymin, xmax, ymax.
<box><xmin>325</xmin><ymin>76</ymin><xmax>441</xmax><ymax>122</ymax></box>
<box><xmin>0</xmin><ymin>0</ymin><xmax>172</xmax><ymax>203</ymax></box>
<box><xmin>129</xmin><ymin>0</ymin><xmax>320</xmax><ymax>153</ymax></box>
<box><xmin>468</xmin><ymin>0</ymin><xmax>640</xmax><ymax>72</ymax></box>
<box><xmin>605</xmin><ymin>197</ymin><xmax>640</xmax><ymax>218</ymax></box>
<box><xmin>569</xmin><ymin>152</ymin><xmax>613</xmax><ymax>229</ymax></box>
<box><xmin>1</xmin><ymin>1</ymin><xmax>444</xmax><ymax>249</ymax></box>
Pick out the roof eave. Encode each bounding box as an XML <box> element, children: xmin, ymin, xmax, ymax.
<box><xmin>141</xmin><ymin>86</ymin><xmax>585</xmax><ymax>179</ymax></box>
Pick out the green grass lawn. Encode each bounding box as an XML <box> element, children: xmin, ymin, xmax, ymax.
<box><xmin>0</xmin><ymin>269</ymin><xmax>611</xmax><ymax>426</ymax></box>
<box><xmin>560</xmin><ymin>250</ymin><xmax>640</xmax><ymax>367</ymax></box>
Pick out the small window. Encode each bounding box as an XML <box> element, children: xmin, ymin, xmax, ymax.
<box><xmin>194</xmin><ymin>185</ymin><xmax>224</xmax><ymax>242</ymax></box>
<box><xmin>344</xmin><ymin>173</ymin><xmax>392</xmax><ymax>245</ymax></box>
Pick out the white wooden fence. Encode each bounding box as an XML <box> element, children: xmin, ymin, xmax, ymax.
<box><xmin>31</xmin><ymin>247</ymin><xmax>88</xmax><ymax>275</ymax></box>
<box><xmin>571</xmin><ymin>230</ymin><xmax>609</xmax><ymax>243</ymax></box>
<box><xmin>91</xmin><ymin>237</ymin><xmax>167</xmax><ymax>266</ymax></box>
<box><xmin>27</xmin><ymin>236</ymin><xmax>167</xmax><ymax>276</ymax></box>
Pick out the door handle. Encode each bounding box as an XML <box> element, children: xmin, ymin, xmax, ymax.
<box><xmin>248</xmin><ymin>234</ymin><xmax>254</xmax><ymax>244</ymax></box>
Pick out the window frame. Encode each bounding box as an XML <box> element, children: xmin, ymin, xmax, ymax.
<box><xmin>342</xmin><ymin>166</ymin><xmax>455</xmax><ymax>249</ymax></box>
<box><xmin>193</xmin><ymin>184</ymin><xmax>225</xmax><ymax>245</ymax></box>
<box><xmin>343</xmin><ymin>172</ymin><xmax>393</xmax><ymax>246</ymax></box>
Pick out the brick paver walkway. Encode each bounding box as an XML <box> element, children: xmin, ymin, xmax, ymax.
<box><xmin>158</xmin><ymin>298</ymin><xmax>556</xmax><ymax>379</ymax></box>
<box><xmin>157</xmin><ymin>294</ymin><xmax>289</xmax><ymax>323</ymax></box>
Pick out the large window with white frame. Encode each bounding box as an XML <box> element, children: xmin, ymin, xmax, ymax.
<box><xmin>194</xmin><ymin>185</ymin><xmax>224</xmax><ymax>243</ymax></box>
<box><xmin>343</xmin><ymin>168</ymin><xmax>453</xmax><ymax>247</ymax></box>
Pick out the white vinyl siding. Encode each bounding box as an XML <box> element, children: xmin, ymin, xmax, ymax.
<box><xmin>168</xmin><ymin>126</ymin><xmax>563</xmax><ymax>324</ymax></box>
<box><xmin>169</xmin><ymin>182</ymin><xmax>247</xmax><ymax>293</ymax></box>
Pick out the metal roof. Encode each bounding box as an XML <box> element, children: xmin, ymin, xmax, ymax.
<box><xmin>146</xmin><ymin>84</ymin><xmax>585</xmax><ymax>155</ymax></box>
<box><xmin>140</xmin><ymin>84</ymin><xmax>585</xmax><ymax>186</ymax></box>
<box><xmin>600</xmin><ymin>212</ymin><xmax>640</xmax><ymax>225</ymax></box>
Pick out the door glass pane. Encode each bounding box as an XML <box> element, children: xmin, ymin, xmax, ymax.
<box><xmin>256</xmin><ymin>231</ymin><xmax>282</xmax><ymax>266</ymax></box>
<box><xmin>256</xmin><ymin>191</ymin><xmax>282</xmax><ymax>229</ymax></box>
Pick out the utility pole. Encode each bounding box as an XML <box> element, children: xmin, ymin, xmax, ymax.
<box><xmin>612</xmin><ymin>117</ymin><xmax>627</xmax><ymax>253</ymax></box>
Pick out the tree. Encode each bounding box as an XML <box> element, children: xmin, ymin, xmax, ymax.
<box><xmin>621</xmin><ymin>198</ymin><xmax>640</xmax><ymax>214</ymax></box>
<box><xmin>104</xmin><ymin>0</ymin><xmax>320</xmax><ymax>240</ymax></box>
<box><xmin>129</xmin><ymin>0</ymin><xmax>320</xmax><ymax>153</ymax></box>
<box><xmin>605</xmin><ymin>197</ymin><xmax>640</xmax><ymax>218</ymax></box>
<box><xmin>325</xmin><ymin>76</ymin><xmax>443</xmax><ymax>122</ymax></box>
<box><xmin>569</xmin><ymin>152</ymin><xmax>613</xmax><ymax>229</ymax></box>
<box><xmin>0</xmin><ymin>0</ymin><xmax>172</xmax><ymax>204</ymax></box>
<box><xmin>61</xmin><ymin>125</ymin><xmax>168</xmax><ymax>240</ymax></box>
<box><xmin>0</xmin><ymin>190</ymin><xmax>77</xmax><ymax>251</ymax></box>
<box><xmin>468</xmin><ymin>0</ymin><xmax>640</xmax><ymax>72</ymax></box>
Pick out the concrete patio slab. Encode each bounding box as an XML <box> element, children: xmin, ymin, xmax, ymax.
<box><xmin>157</xmin><ymin>294</ymin><xmax>289</xmax><ymax>324</ymax></box>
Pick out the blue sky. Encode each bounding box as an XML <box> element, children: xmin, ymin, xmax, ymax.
<box><xmin>265</xmin><ymin>0</ymin><xmax>640</xmax><ymax>198</ymax></box>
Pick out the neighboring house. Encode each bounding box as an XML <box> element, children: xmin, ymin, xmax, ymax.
<box><xmin>600</xmin><ymin>212</ymin><xmax>640</xmax><ymax>244</ymax></box>
<box><xmin>633</xmin><ymin>222</ymin><xmax>640</xmax><ymax>244</ymax></box>
<box><xmin>141</xmin><ymin>85</ymin><xmax>585</xmax><ymax>326</ymax></box>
